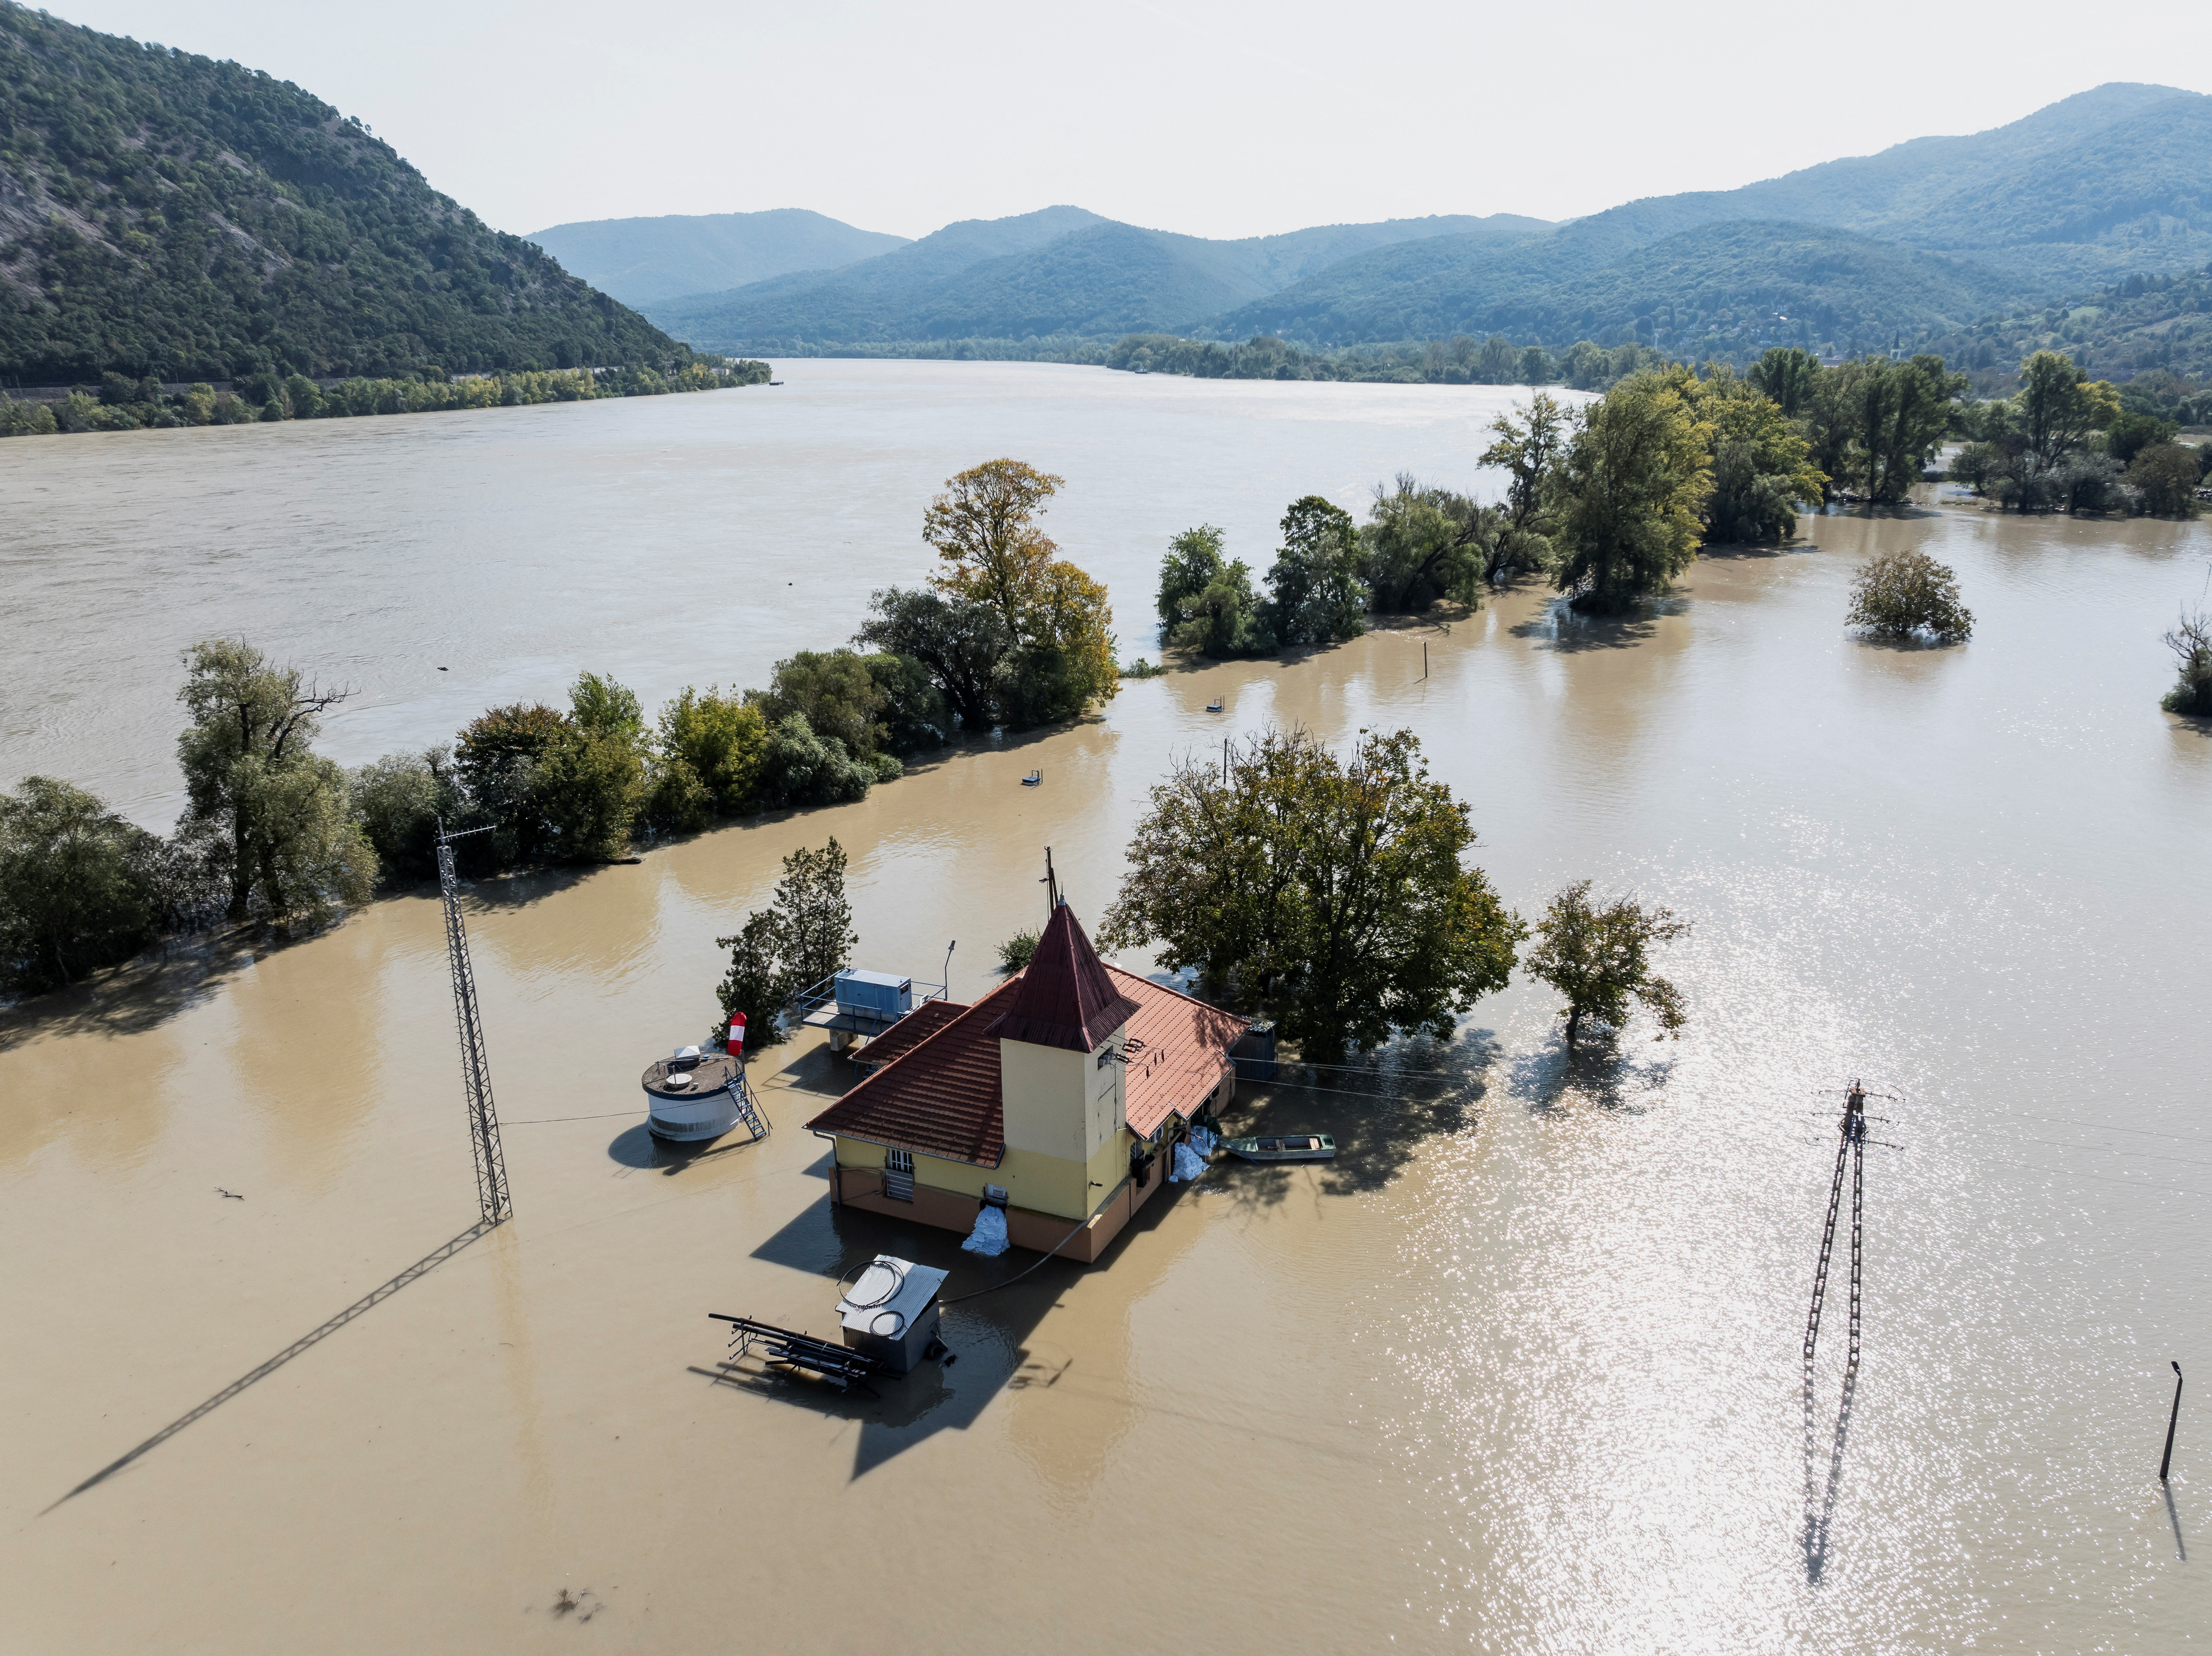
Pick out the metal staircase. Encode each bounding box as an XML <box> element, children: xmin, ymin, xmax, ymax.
<box><xmin>725</xmin><ymin>1064</ymin><xmax>769</xmax><ymax>1142</ymax></box>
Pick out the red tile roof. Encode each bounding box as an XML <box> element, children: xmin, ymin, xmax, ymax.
<box><xmin>1108</xmin><ymin>965</ymin><xmax>1248</xmax><ymax>1139</ymax></box>
<box><xmin>806</xmin><ymin>977</ymin><xmax>1019</xmax><ymax>1166</ymax></box>
<box><xmin>806</xmin><ymin>960</ymin><xmax>1248</xmax><ymax>1163</ymax></box>
<box><xmin>986</xmin><ymin>902</ymin><xmax>1141</xmax><ymax>1053</ymax></box>
<box><xmin>854</xmin><ymin>998</ymin><xmax>968</xmax><ymax>1070</ymax></box>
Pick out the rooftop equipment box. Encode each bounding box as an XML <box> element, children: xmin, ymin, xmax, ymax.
<box><xmin>836</xmin><ymin>1256</ymin><xmax>947</xmax><ymax>1375</ymax></box>
<box><xmin>835</xmin><ymin>970</ymin><xmax>913</xmax><ymax>1024</ymax></box>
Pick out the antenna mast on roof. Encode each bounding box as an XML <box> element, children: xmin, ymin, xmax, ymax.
<box><xmin>1041</xmin><ymin>846</ymin><xmax>1060</xmax><ymax>917</ymax></box>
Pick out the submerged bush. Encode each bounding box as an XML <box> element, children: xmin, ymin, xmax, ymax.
<box><xmin>998</xmin><ymin>928</ymin><xmax>1040</xmax><ymax>973</ymax></box>
<box><xmin>0</xmin><ymin>778</ymin><xmax>173</xmax><ymax>991</ymax></box>
<box><xmin>2162</xmin><ymin>606</ymin><xmax>2212</xmax><ymax>716</ymax></box>
<box><xmin>1846</xmin><ymin>550</ymin><xmax>1974</xmax><ymax>644</ymax></box>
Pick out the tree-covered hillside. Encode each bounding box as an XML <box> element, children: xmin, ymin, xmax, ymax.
<box><xmin>0</xmin><ymin>2</ymin><xmax>687</xmax><ymax>383</ymax></box>
<box><xmin>646</xmin><ymin>209</ymin><xmax>1545</xmax><ymax>350</ymax></box>
<box><xmin>1220</xmin><ymin>219</ymin><xmax>2032</xmax><ymax>358</ymax></box>
<box><xmin>1212</xmin><ymin>85</ymin><xmax>2212</xmax><ymax>362</ymax></box>
<box><xmin>526</xmin><ymin>208</ymin><xmax>909</xmax><ymax>307</ymax></box>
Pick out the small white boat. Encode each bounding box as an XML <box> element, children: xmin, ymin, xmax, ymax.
<box><xmin>643</xmin><ymin>1045</ymin><xmax>742</xmax><ymax>1142</ymax></box>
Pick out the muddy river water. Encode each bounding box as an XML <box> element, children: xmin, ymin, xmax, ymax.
<box><xmin>3</xmin><ymin>362</ymin><xmax>2210</xmax><ymax>1653</ymax></box>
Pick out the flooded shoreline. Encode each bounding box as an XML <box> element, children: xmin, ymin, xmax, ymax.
<box><xmin>5</xmin><ymin>364</ymin><xmax>2212</xmax><ymax>1653</ymax></box>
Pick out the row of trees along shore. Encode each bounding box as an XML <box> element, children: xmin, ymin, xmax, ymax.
<box><xmin>1153</xmin><ymin>347</ymin><xmax>2207</xmax><ymax>656</ymax></box>
<box><xmin>0</xmin><ymin>359</ymin><xmax>769</xmax><ymax>438</ymax></box>
<box><xmin>0</xmin><ymin>460</ymin><xmax>1117</xmax><ymax>995</ymax></box>
<box><xmin>12</xmin><ymin>349</ymin><xmax>2211</xmax><ymax>999</ymax></box>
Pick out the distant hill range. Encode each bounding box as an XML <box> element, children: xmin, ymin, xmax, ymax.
<box><xmin>643</xmin><ymin>209</ymin><xmax>1551</xmax><ymax>350</ymax></box>
<box><xmin>631</xmin><ymin>84</ymin><xmax>2212</xmax><ymax>372</ymax></box>
<box><xmin>525</xmin><ymin>208</ymin><xmax>910</xmax><ymax>307</ymax></box>
<box><xmin>0</xmin><ymin>2</ymin><xmax>684</xmax><ymax>383</ymax></box>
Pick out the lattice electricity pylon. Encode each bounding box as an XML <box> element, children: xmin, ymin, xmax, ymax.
<box><xmin>436</xmin><ymin>822</ymin><xmax>512</xmax><ymax>1225</ymax></box>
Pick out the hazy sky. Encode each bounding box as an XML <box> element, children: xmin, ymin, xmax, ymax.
<box><xmin>46</xmin><ymin>0</ymin><xmax>2211</xmax><ymax>242</ymax></box>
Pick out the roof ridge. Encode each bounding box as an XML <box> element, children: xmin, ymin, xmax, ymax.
<box><xmin>834</xmin><ymin>977</ymin><xmax>1016</xmax><ymax>1103</ymax></box>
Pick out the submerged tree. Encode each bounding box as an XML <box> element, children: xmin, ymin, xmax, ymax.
<box><xmin>1101</xmin><ymin>727</ymin><xmax>1524</xmax><ymax>1063</ymax></box>
<box><xmin>709</xmin><ymin>838</ymin><xmax>858</xmax><ymax>1048</ymax></box>
<box><xmin>2161</xmin><ymin>603</ymin><xmax>2212</xmax><ymax>716</ymax></box>
<box><xmin>1157</xmin><ymin>524</ymin><xmax>1275</xmax><ymax>656</ymax></box>
<box><xmin>922</xmin><ymin>459</ymin><xmax>1118</xmax><ymax>723</ymax></box>
<box><xmin>175</xmin><ymin>638</ymin><xmax>375</xmax><ymax>925</ymax></box>
<box><xmin>1524</xmin><ymin>881</ymin><xmax>1690</xmax><ymax>1052</ymax></box>
<box><xmin>0</xmin><ymin>777</ymin><xmax>175</xmax><ymax>991</ymax></box>
<box><xmin>1265</xmin><ymin>496</ymin><xmax>1367</xmax><ymax>644</ymax></box>
<box><xmin>1845</xmin><ymin>550</ymin><xmax>1974</xmax><ymax>644</ymax></box>
<box><xmin>1676</xmin><ymin>366</ymin><xmax>1827</xmax><ymax>543</ymax></box>
<box><xmin>1478</xmin><ymin>393</ymin><xmax>1568</xmax><ymax>581</ymax></box>
<box><xmin>1362</xmin><ymin>476</ymin><xmax>1496</xmax><ymax>612</ymax></box>
<box><xmin>1550</xmin><ymin>373</ymin><xmax>1714</xmax><ymax>611</ymax></box>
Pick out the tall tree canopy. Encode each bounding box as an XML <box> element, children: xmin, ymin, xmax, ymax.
<box><xmin>1550</xmin><ymin>373</ymin><xmax>1714</xmax><ymax>611</ymax></box>
<box><xmin>1100</xmin><ymin>726</ymin><xmax>1523</xmax><ymax>1063</ymax></box>
<box><xmin>176</xmin><ymin>638</ymin><xmax>374</xmax><ymax>923</ymax></box>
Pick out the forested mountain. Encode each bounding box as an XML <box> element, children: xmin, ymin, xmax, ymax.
<box><xmin>1213</xmin><ymin>85</ymin><xmax>2212</xmax><ymax>358</ymax></box>
<box><xmin>525</xmin><ymin>208</ymin><xmax>909</xmax><ymax>307</ymax></box>
<box><xmin>0</xmin><ymin>2</ymin><xmax>685</xmax><ymax>383</ymax></box>
<box><xmin>646</xmin><ymin>210</ymin><xmax>1545</xmax><ymax>349</ymax></box>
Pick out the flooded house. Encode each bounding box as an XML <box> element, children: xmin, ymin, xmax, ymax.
<box><xmin>807</xmin><ymin>902</ymin><xmax>1246</xmax><ymax>1261</ymax></box>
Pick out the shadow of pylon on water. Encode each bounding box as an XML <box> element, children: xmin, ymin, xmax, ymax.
<box><xmin>1802</xmin><ymin>1358</ymin><xmax>1860</xmax><ymax>1584</ymax></box>
<box><xmin>41</xmin><ymin>1217</ymin><xmax>499</xmax><ymax>1515</ymax></box>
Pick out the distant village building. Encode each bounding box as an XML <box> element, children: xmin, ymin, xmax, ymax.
<box><xmin>808</xmin><ymin>902</ymin><xmax>1245</xmax><ymax>1262</ymax></box>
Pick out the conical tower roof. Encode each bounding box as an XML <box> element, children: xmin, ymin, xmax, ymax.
<box><xmin>987</xmin><ymin>901</ymin><xmax>1141</xmax><ymax>1052</ymax></box>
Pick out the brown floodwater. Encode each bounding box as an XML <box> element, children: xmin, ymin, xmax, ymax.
<box><xmin>3</xmin><ymin>364</ymin><xmax>2211</xmax><ymax>1653</ymax></box>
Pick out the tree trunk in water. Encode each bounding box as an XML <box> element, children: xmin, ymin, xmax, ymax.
<box><xmin>229</xmin><ymin>809</ymin><xmax>250</xmax><ymax>922</ymax></box>
<box><xmin>1565</xmin><ymin>1006</ymin><xmax>1582</xmax><ymax>1050</ymax></box>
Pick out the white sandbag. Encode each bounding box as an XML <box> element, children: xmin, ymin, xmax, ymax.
<box><xmin>1170</xmin><ymin>1142</ymin><xmax>1208</xmax><ymax>1183</ymax></box>
<box><xmin>962</xmin><ymin>1203</ymin><xmax>1010</xmax><ymax>1256</ymax></box>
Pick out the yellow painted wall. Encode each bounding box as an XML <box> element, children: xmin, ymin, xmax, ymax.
<box><xmin>831</xmin><ymin>1129</ymin><xmax>1134</xmax><ymax>1222</ymax></box>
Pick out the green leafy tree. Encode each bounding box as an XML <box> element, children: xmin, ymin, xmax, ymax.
<box><xmin>751</xmin><ymin>650</ymin><xmax>889</xmax><ymax>759</ymax></box>
<box><xmin>1101</xmin><ymin>727</ymin><xmax>1524</xmax><ymax>1064</ymax></box>
<box><xmin>1746</xmin><ymin>347</ymin><xmax>1822</xmax><ymax>418</ymax></box>
<box><xmin>0</xmin><ymin>777</ymin><xmax>174</xmax><ymax>990</ymax></box>
<box><xmin>708</xmin><ymin>838</ymin><xmax>858</xmax><ymax>1047</ymax></box>
<box><xmin>1158</xmin><ymin>524</ymin><xmax>1227</xmax><ymax>630</ymax></box>
<box><xmin>1524</xmin><ymin>881</ymin><xmax>1690</xmax><ymax>1051</ymax></box>
<box><xmin>2106</xmin><ymin>410</ymin><xmax>2177</xmax><ymax>468</ymax></box>
<box><xmin>1362</xmin><ymin>477</ymin><xmax>1495</xmax><ymax>612</ymax></box>
<box><xmin>861</xmin><ymin>653</ymin><xmax>950</xmax><ymax>754</ymax></box>
<box><xmin>537</xmin><ymin>725</ymin><xmax>643</xmax><ymax>862</ymax></box>
<box><xmin>1550</xmin><ymin>374</ymin><xmax>1714</xmax><ymax>611</ymax></box>
<box><xmin>2126</xmin><ymin>444</ymin><xmax>2202</xmax><ymax>518</ymax></box>
<box><xmin>175</xmin><ymin>639</ymin><xmax>375</xmax><ymax>924</ymax></box>
<box><xmin>570</xmin><ymin>672</ymin><xmax>646</xmax><ymax>742</ymax></box>
<box><xmin>1845</xmin><ymin>550</ymin><xmax>1974</xmax><ymax>644</ymax></box>
<box><xmin>998</xmin><ymin>928</ymin><xmax>1041</xmax><ymax>973</ymax></box>
<box><xmin>349</xmin><ymin>749</ymin><xmax>462</xmax><ymax>881</ymax></box>
<box><xmin>453</xmin><ymin>702</ymin><xmax>567</xmax><ymax>864</ymax></box>
<box><xmin>921</xmin><ymin>461</ymin><xmax>1119</xmax><ymax>724</ymax></box>
<box><xmin>1677</xmin><ymin>366</ymin><xmax>1827</xmax><ymax>542</ymax></box>
<box><xmin>1478</xmin><ymin>393</ymin><xmax>1568</xmax><ymax>580</ymax></box>
<box><xmin>1162</xmin><ymin>533</ymin><xmax>1275</xmax><ymax>658</ymax></box>
<box><xmin>774</xmin><ymin>838</ymin><xmax>857</xmax><ymax>996</ymax></box>
<box><xmin>712</xmin><ymin>910</ymin><xmax>789</xmax><ymax>1050</ymax></box>
<box><xmin>655</xmin><ymin>687</ymin><xmax>769</xmax><ymax>815</ymax></box>
<box><xmin>2016</xmin><ymin>351</ymin><xmax>2115</xmax><ymax>476</ymax></box>
<box><xmin>754</xmin><ymin>715</ymin><xmax>874</xmax><ymax>809</ymax></box>
<box><xmin>1265</xmin><ymin>496</ymin><xmax>1369</xmax><ymax>643</ymax></box>
<box><xmin>854</xmin><ymin>586</ymin><xmax>1011</xmax><ymax>732</ymax></box>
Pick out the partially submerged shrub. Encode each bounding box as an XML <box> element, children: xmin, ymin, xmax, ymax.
<box><xmin>2162</xmin><ymin>605</ymin><xmax>2212</xmax><ymax>716</ymax></box>
<box><xmin>998</xmin><ymin>928</ymin><xmax>1040</xmax><ymax>973</ymax></box>
<box><xmin>1846</xmin><ymin>550</ymin><xmax>1973</xmax><ymax>644</ymax></box>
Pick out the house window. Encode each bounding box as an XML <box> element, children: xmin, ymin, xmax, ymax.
<box><xmin>884</xmin><ymin>1147</ymin><xmax>914</xmax><ymax>1202</ymax></box>
<box><xmin>1097</xmin><ymin>1042</ymin><xmax>1115</xmax><ymax>1069</ymax></box>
